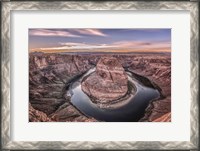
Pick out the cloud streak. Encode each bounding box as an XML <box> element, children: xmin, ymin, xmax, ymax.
<box><xmin>72</xmin><ymin>29</ymin><xmax>107</xmax><ymax>37</ymax></box>
<box><xmin>30</xmin><ymin>40</ymin><xmax>170</xmax><ymax>52</ymax></box>
<box><xmin>29</xmin><ymin>29</ymin><xmax>81</xmax><ymax>37</ymax></box>
<box><xmin>29</xmin><ymin>29</ymin><xmax>107</xmax><ymax>37</ymax></box>
<box><xmin>29</xmin><ymin>29</ymin><xmax>171</xmax><ymax>53</ymax></box>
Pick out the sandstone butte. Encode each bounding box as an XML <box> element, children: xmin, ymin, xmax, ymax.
<box><xmin>81</xmin><ymin>57</ymin><xmax>128</xmax><ymax>103</ymax></box>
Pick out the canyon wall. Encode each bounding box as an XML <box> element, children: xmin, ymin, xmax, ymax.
<box><xmin>29</xmin><ymin>52</ymin><xmax>171</xmax><ymax>122</ymax></box>
<box><xmin>29</xmin><ymin>53</ymin><xmax>97</xmax><ymax>122</ymax></box>
<box><xmin>121</xmin><ymin>54</ymin><xmax>171</xmax><ymax>122</ymax></box>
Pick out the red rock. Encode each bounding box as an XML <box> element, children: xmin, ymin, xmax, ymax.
<box><xmin>29</xmin><ymin>53</ymin><xmax>171</xmax><ymax>122</ymax></box>
<box><xmin>153</xmin><ymin>112</ymin><xmax>171</xmax><ymax>122</ymax></box>
<box><xmin>81</xmin><ymin>57</ymin><xmax>128</xmax><ymax>103</ymax></box>
<box><xmin>49</xmin><ymin>102</ymin><xmax>98</xmax><ymax>122</ymax></box>
<box><xmin>29</xmin><ymin>103</ymin><xmax>52</xmax><ymax>122</ymax></box>
<box><xmin>124</xmin><ymin>54</ymin><xmax>171</xmax><ymax>122</ymax></box>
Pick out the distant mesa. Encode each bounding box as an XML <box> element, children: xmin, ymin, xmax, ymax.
<box><xmin>81</xmin><ymin>57</ymin><xmax>128</xmax><ymax>104</ymax></box>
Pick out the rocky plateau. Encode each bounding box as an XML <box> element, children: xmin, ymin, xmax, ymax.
<box><xmin>81</xmin><ymin>57</ymin><xmax>128</xmax><ymax>104</ymax></box>
<box><xmin>29</xmin><ymin>52</ymin><xmax>171</xmax><ymax>122</ymax></box>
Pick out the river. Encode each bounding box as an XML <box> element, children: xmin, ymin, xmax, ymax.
<box><xmin>67</xmin><ymin>68</ymin><xmax>160</xmax><ymax>122</ymax></box>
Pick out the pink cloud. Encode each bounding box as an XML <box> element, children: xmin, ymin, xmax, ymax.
<box><xmin>29</xmin><ymin>29</ymin><xmax>81</xmax><ymax>37</ymax></box>
<box><xmin>38</xmin><ymin>42</ymin><xmax>113</xmax><ymax>50</ymax></box>
<box><xmin>30</xmin><ymin>41</ymin><xmax>170</xmax><ymax>52</ymax></box>
<box><xmin>113</xmin><ymin>41</ymin><xmax>170</xmax><ymax>50</ymax></box>
<box><xmin>72</xmin><ymin>29</ymin><xmax>107</xmax><ymax>37</ymax></box>
<box><xmin>29</xmin><ymin>29</ymin><xmax>107</xmax><ymax>38</ymax></box>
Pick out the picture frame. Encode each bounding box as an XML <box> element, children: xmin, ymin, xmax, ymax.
<box><xmin>1</xmin><ymin>0</ymin><xmax>199</xmax><ymax>150</ymax></box>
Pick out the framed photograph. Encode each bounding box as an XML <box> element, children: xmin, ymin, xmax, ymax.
<box><xmin>1</xmin><ymin>1</ymin><xmax>199</xmax><ymax>150</ymax></box>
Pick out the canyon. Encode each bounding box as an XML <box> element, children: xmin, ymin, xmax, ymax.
<box><xmin>29</xmin><ymin>52</ymin><xmax>171</xmax><ymax>122</ymax></box>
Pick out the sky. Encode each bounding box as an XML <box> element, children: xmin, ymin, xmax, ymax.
<box><xmin>29</xmin><ymin>29</ymin><xmax>171</xmax><ymax>53</ymax></box>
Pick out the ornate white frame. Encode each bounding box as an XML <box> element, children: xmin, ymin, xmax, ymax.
<box><xmin>1</xmin><ymin>1</ymin><xmax>199</xmax><ymax>150</ymax></box>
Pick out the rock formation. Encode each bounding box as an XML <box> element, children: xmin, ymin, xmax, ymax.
<box><xmin>125</xmin><ymin>54</ymin><xmax>171</xmax><ymax>122</ymax></box>
<box><xmin>29</xmin><ymin>53</ymin><xmax>95</xmax><ymax>122</ymax></box>
<box><xmin>29</xmin><ymin>53</ymin><xmax>171</xmax><ymax>122</ymax></box>
<box><xmin>29</xmin><ymin>103</ymin><xmax>52</xmax><ymax>122</ymax></box>
<box><xmin>153</xmin><ymin>112</ymin><xmax>171</xmax><ymax>122</ymax></box>
<box><xmin>81</xmin><ymin>57</ymin><xmax>128</xmax><ymax>103</ymax></box>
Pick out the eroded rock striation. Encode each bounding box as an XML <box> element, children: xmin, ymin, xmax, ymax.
<box><xmin>29</xmin><ymin>53</ymin><xmax>95</xmax><ymax>122</ymax></box>
<box><xmin>153</xmin><ymin>112</ymin><xmax>171</xmax><ymax>122</ymax></box>
<box><xmin>29</xmin><ymin>103</ymin><xmax>52</xmax><ymax>122</ymax></box>
<box><xmin>81</xmin><ymin>57</ymin><xmax>128</xmax><ymax>103</ymax></box>
<box><xmin>124</xmin><ymin>54</ymin><xmax>171</xmax><ymax>122</ymax></box>
<box><xmin>29</xmin><ymin>52</ymin><xmax>171</xmax><ymax>122</ymax></box>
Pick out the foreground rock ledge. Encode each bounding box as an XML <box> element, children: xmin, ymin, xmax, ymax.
<box><xmin>81</xmin><ymin>57</ymin><xmax>128</xmax><ymax>103</ymax></box>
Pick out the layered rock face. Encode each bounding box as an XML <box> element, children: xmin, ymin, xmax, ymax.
<box><xmin>29</xmin><ymin>53</ymin><xmax>171</xmax><ymax>122</ymax></box>
<box><xmin>122</xmin><ymin>54</ymin><xmax>171</xmax><ymax>122</ymax></box>
<box><xmin>81</xmin><ymin>57</ymin><xmax>128</xmax><ymax>103</ymax></box>
<box><xmin>153</xmin><ymin>112</ymin><xmax>171</xmax><ymax>122</ymax></box>
<box><xmin>29</xmin><ymin>103</ymin><xmax>52</xmax><ymax>122</ymax></box>
<box><xmin>29</xmin><ymin>53</ymin><xmax>96</xmax><ymax>122</ymax></box>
